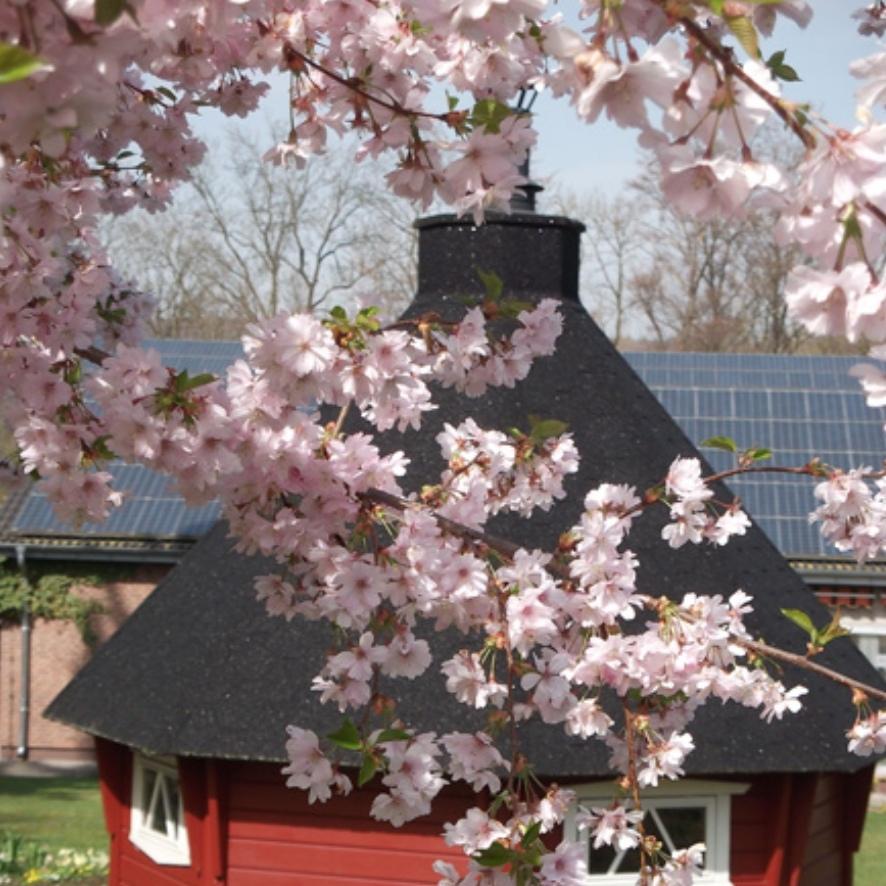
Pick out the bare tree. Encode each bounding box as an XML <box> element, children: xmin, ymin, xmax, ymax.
<box><xmin>559</xmin><ymin>132</ymin><xmax>818</xmax><ymax>354</ymax></box>
<box><xmin>105</xmin><ymin>130</ymin><xmax>417</xmax><ymax>338</ymax></box>
<box><xmin>552</xmin><ymin>190</ymin><xmax>644</xmax><ymax>348</ymax></box>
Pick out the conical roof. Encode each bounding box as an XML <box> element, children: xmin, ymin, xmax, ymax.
<box><xmin>47</xmin><ymin>213</ymin><xmax>883</xmax><ymax>775</ymax></box>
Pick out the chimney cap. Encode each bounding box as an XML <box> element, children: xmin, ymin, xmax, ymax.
<box><xmin>414</xmin><ymin>212</ymin><xmax>586</xmax><ymax>233</ymax></box>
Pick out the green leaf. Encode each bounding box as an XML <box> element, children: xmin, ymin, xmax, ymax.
<box><xmin>818</xmin><ymin>612</ymin><xmax>851</xmax><ymax>646</ymax></box>
<box><xmin>156</xmin><ymin>86</ymin><xmax>177</xmax><ymax>102</ymax></box>
<box><xmin>0</xmin><ymin>43</ymin><xmax>50</xmax><ymax>85</ymax></box>
<box><xmin>726</xmin><ymin>15</ymin><xmax>760</xmax><ymax>58</ymax></box>
<box><xmin>766</xmin><ymin>49</ymin><xmax>800</xmax><ymax>82</ymax></box>
<box><xmin>746</xmin><ymin>447</ymin><xmax>773</xmax><ymax>462</ymax></box>
<box><xmin>329</xmin><ymin>305</ymin><xmax>348</xmax><ymax>321</ymax></box>
<box><xmin>469</xmin><ymin>98</ymin><xmax>512</xmax><ymax>134</ymax></box>
<box><xmin>476</xmin><ymin>268</ymin><xmax>504</xmax><ymax>302</ymax></box>
<box><xmin>447</xmin><ymin>93</ymin><xmax>459</xmax><ymax>111</ymax></box>
<box><xmin>357</xmin><ymin>754</ymin><xmax>378</xmax><ymax>787</ymax></box>
<box><xmin>64</xmin><ymin>362</ymin><xmax>82</xmax><ymax>386</ymax></box>
<box><xmin>499</xmin><ymin>298</ymin><xmax>535</xmax><ymax>319</ymax></box>
<box><xmin>708</xmin><ymin>0</ymin><xmax>724</xmax><ymax>15</ymax></box>
<box><xmin>92</xmin><ymin>436</ymin><xmax>117</xmax><ymax>461</ymax></box>
<box><xmin>326</xmin><ymin>719</ymin><xmax>362</xmax><ymax>751</ymax></box>
<box><xmin>473</xmin><ymin>841</ymin><xmax>513</xmax><ymax>868</ymax></box>
<box><xmin>521</xmin><ymin>820</ymin><xmax>542</xmax><ymax>846</ymax></box>
<box><xmin>781</xmin><ymin>608</ymin><xmax>815</xmax><ymax>638</ymax></box>
<box><xmin>95</xmin><ymin>0</ymin><xmax>127</xmax><ymax>26</ymax></box>
<box><xmin>529</xmin><ymin>417</ymin><xmax>569</xmax><ymax>443</ymax></box>
<box><xmin>701</xmin><ymin>435</ymin><xmax>738</xmax><ymax>453</ymax></box>
<box><xmin>181</xmin><ymin>372</ymin><xmax>215</xmax><ymax>392</ymax></box>
<box><xmin>95</xmin><ymin>0</ymin><xmax>131</xmax><ymax>26</ymax></box>
<box><xmin>374</xmin><ymin>728</ymin><xmax>411</xmax><ymax>744</ymax></box>
<box><xmin>488</xmin><ymin>790</ymin><xmax>509</xmax><ymax>816</ymax></box>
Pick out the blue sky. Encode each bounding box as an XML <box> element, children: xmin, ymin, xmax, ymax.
<box><xmin>192</xmin><ymin>5</ymin><xmax>878</xmax><ymax>201</ymax></box>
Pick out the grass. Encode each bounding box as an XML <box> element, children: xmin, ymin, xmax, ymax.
<box><xmin>857</xmin><ymin>808</ymin><xmax>886</xmax><ymax>886</ymax></box>
<box><xmin>0</xmin><ymin>778</ymin><xmax>106</xmax><ymax>854</ymax></box>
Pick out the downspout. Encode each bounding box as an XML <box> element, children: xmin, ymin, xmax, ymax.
<box><xmin>15</xmin><ymin>544</ymin><xmax>30</xmax><ymax>760</ymax></box>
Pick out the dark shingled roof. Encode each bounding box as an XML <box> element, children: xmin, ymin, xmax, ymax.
<box><xmin>47</xmin><ymin>213</ymin><xmax>884</xmax><ymax>776</ymax></box>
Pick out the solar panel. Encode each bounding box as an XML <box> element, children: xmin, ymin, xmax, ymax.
<box><xmin>626</xmin><ymin>351</ymin><xmax>886</xmax><ymax>559</ymax></box>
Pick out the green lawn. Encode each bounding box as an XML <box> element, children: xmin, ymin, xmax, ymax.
<box><xmin>0</xmin><ymin>777</ymin><xmax>106</xmax><ymax>853</ymax></box>
<box><xmin>858</xmin><ymin>808</ymin><xmax>886</xmax><ymax>886</ymax></box>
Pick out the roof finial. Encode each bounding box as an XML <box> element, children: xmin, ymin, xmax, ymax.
<box><xmin>510</xmin><ymin>87</ymin><xmax>543</xmax><ymax>214</ymax></box>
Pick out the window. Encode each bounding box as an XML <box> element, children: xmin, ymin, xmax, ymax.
<box><xmin>129</xmin><ymin>752</ymin><xmax>191</xmax><ymax>866</ymax></box>
<box><xmin>564</xmin><ymin>779</ymin><xmax>749</xmax><ymax>886</ymax></box>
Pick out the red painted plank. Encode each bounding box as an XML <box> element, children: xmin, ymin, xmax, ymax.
<box><xmin>229</xmin><ymin>868</ymin><xmax>442</xmax><ymax>886</ymax></box>
<box><xmin>226</xmin><ymin>781</ymin><xmax>471</xmax><ymax>823</ymax></box>
<box><xmin>229</xmin><ymin>834</ymin><xmax>462</xmax><ymax>878</ymax></box>
<box><xmin>119</xmin><ymin>852</ymin><xmax>194</xmax><ymax>886</ymax></box>
<box><xmin>204</xmin><ymin>759</ymin><xmax>226</xmax><ymax>885</ymax></box>
<box><xmin>228</xmin><ymin>816</ymin><xmax>454</xmax><ymax>851</ymax></box>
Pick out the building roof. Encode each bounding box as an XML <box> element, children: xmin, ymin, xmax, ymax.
<box><xmin>46</xmin><ymin>217</ymin><xmax>884</xmax><ymax>775</ymax></box>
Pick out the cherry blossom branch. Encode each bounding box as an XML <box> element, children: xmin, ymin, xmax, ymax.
<box><xmin>73</xmin><ymin>345</ymin><xmax>111</xmax><ymax>366</ymax></box>
<box><xmin>740</xmin><ymin>637</ymin><xmax>886</xmax><ymax>702</ymax></box>
<box><xmin>359</xmin><ymin>486</ymin><xmax>577</xmax><ymax>583</ymax></box>
<box><xmin>675</xmin><ymin>12</ymin><xmax>817</xmax><ymax>151</ymax></box>
<box><xmin>360</xmin><ymin>486</ymin><xmax>523</xmax><ymax>563</ymax></box>
<box><xmin>363</xmin><ymin>487</ymin><xmax>886</xmax><ymax>706</ymax></box>
<box><xmin>283</xmin><ymin>45</ymin><xmax>455</xmax><ymax>126</ymax></box>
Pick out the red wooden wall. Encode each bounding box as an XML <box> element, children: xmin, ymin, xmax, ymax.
<box><xmin>94</xmin><ymin>739</ymin><xmax>873</xmax><ymax>886</ymax></box>
<box><xmin>225</xmin><ymin>761</ymin><xmax>471</xmax><ymax>885</ymax></box>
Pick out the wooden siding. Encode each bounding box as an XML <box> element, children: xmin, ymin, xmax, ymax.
<box><xmin>798</xmin><ymin>767</ymin><xmax>873</xmax><ymax>886</ymax></box>
<box><xmin>94</xmin><ymin>743</ymin><xmax>875</xmax><ymax>886</ymax></box>
<box><xmin>730</xmin><ymin>774</ymin><xmax>787</xmax><ymax>885</ymax></box>
<box><xmin>225</xmin><ymin>761</ymin><xmax>469</xmax><ymax>885</ymax></box>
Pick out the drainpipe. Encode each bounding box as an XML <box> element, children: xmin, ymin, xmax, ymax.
<box><xmin>15</xmin><ymin>544</ymin><xmax>30</xmax><ymax>760</ymax></box>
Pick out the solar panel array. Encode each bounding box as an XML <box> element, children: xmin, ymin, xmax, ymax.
<box><xmin>626</xmin><ymin>352</ymin><xmax>886</xmax><ymax>558</ymax></box>
<box><xmin>9</xmin><ymin>340</ymin><xmax>243</xmax><ymax>541</ymax></box>
<box><xmin>8</xmin><ymin>338</ymin><xmax>885</xmax><ymax>557</ymax></box>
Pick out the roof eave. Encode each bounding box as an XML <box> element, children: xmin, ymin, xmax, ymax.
<box><xmin>0</xmin><ymin>536</ymin><xmax>193</xmax><ymax>564</ymax></box>
<box><xmin>789</xmin><ymin>556</ymin><xmax>886</xmax><ymax>586</ymax></box>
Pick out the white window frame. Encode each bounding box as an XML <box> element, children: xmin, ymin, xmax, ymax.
<box><xmin>564</xmin><ymin>779</ymin><xmax>749</xmax><ymax>886</ymax></box>
<box><xmin>129</xmin><ymin>751</ymin><xmax>191</xmax><ymax>866</ymax></box>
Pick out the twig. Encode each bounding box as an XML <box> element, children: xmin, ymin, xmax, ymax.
<box><xmin>360</xmin><ymin>486</ymin><xmax>522</xmax><ymax>562</ymax></box>
<box><xmin>739</xmin><ymin>637</ymin><xmax>886</xmax><ymax>702</ymax></box>
<box><xmin>74</xmin><ymin>345</ymin><xmax>111</xmax><ymax>365</ymax></box>
<box><xmin>331</xmin><ymin>402</ymin><xmax>351</xmax><ymax>440</ymax></box>
<box><xmin>675</xmin><ymin>13</ymin><xmax>817</xmax><ymax>151</ymax></box>
<box><xmin>865</xmin><ymin>200</ymin><xmax>886</xmax><ymax>229</ymax></box>
<box><xmin>285</xmin><ymin>46</ymin><xmax>453</xmax><ymax>126</ymax></box>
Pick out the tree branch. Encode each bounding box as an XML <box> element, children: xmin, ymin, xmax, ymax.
<box><xmin>676</xmin><ymin>13</ymin><xmax>817</xmax><ymax>151</ymax></box>
<box><xmin>740</xmin><ymin>637</ymin><xmax>886</xmax><ymax>703</ymax></box>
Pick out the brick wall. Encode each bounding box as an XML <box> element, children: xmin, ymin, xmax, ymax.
<box><xmin>0</xmin><ymin>564</ymin><xmax>171</xmax><ymax>762</ymax></box>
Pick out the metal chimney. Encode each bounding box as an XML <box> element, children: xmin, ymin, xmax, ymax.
<box><xmin>414</xmin><ymin>209</ymin><xmax>585</xmax><ymax>306</ymax></box>
<box><xmin>413</xmin><ymin>94</ymin><xmax>585</xmax><ymax>308</ymax></box>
